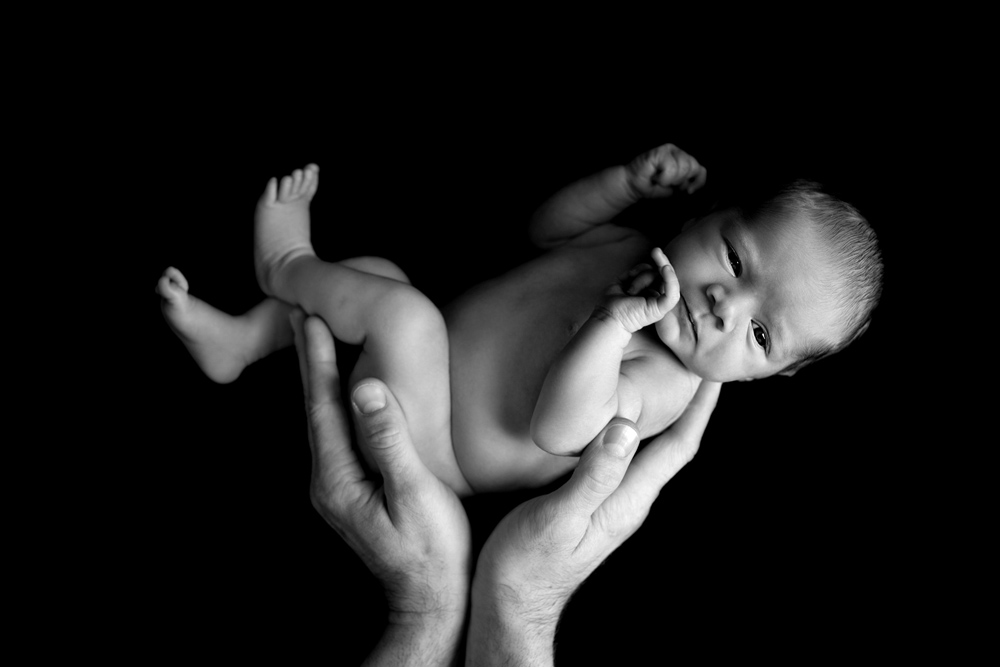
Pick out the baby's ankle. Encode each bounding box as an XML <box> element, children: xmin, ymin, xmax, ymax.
<box><xmin>267</xmin><ymin>250</ymin><xmax>315</xmax><ymax>300</ymax></box>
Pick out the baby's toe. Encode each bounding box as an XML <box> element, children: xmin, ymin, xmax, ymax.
<box><xmin>158</xmin><ymin>276</ymin><xmax>183</xmax><ymax>303</ymax></box>
<box><xmin>157</xmin><ymin>267</ymin><xmax>190</xmax><ymax>303</ymax></box>
<box><xmin>261</xmin><ymin>177</ymin><xmax>278</xmax><ymax>205</ymax></box>
<box><xmin>279</xmin><ymin>175</ymin><xmax>293</xmax><ymax>200</ymax></box>
<box><xmin>164</xmin><ymin>266</ymin><xmax>189</xmax><ymax>291</ymax></box>
<box><xmin>302</xmin><ymin>165</ymin><xmax>319</xmax><ymax>196</ymax></box>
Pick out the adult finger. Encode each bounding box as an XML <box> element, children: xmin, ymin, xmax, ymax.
<box><xmin>290</xmin><ymin>308</ymin><xmax>309</xmax><ymax>398</ymax></box>
<box><xmin>619</xmin><ymin>381</ymin><xmax>721</xmax><ymax>509</ymax></box>
<box><xmin>551</xmin><ymin>417</ymin><xmax>640</xmax><ymax>517</ymax></box>
<box><xmin>350</xmin><ymin>378</ymin><xmax>438</xmax><ymax>503</ymax></box>
<box><xmin>299</xmin><ymin>315</ymin><xmax>341</xmax><ymax>406</ymax></box>
<box><xmin>294</xmin><ymin>315</ymin><xmax>366</xmax><ymax>494</ymax></box>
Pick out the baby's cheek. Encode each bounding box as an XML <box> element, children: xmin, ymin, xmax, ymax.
<box><xmin>655</xmin><ymin>315</ymin><xmax>680</xmax><ymax>348</ymax></box>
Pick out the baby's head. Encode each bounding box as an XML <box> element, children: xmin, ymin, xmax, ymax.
<box><xmin>655</xmin><ymin>180</ymin><xmax>883</xmax><ymax>382</ymax></box>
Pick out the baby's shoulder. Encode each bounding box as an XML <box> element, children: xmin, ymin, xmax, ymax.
<box><xmin>550</xmin><ymin>224</ymin><xmax>652</xmax><ymax>279</ymax></box>
<box><xmin>621</xmin><ymin>337</ymin><xmax>701</xmax><ymax>437</ymax></box>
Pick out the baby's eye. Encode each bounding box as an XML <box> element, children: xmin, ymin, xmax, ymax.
<box><xmin>753</xmin><ymin>323</ymin><xmax>768</xmax><ymax>350</ymax></box>
<box><xmin>726</xmin><ymin>241</ymin><xmax>742</xmax><ymax>277</ymax></box>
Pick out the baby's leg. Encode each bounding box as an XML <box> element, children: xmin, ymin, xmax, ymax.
<box><xmin>158</xmin><ymin>257</ymin><xmax>414</xmax><ymax>384</ymax></box>
<box><xmin>158</xmin><ymin>268</ymin><xmax>295</xmax><ymax>383</ymax></box>
<box><xmin>255</xmin><ymin>166</ymin><xmax>469</xmax><ymax>494</ymax></box>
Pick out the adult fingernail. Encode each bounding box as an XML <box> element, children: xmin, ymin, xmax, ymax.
<box><xmin>353</xmin><ymin>384</ymin><xmax>386</xmax><ymax>414</ymax></box>
<box><xmin>604</xmin><ymin>423</ymin><xmax>638</xmax><ymax>458</ymax></box>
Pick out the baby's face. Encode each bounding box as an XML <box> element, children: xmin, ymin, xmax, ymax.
<box><xmin>655</xmin><ymin>208</ymin><xmax>841</xmax><ymax>381</ymax></box>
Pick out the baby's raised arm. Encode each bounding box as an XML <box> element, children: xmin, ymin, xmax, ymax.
<box><xmin>528</xmin><ymin>143</ymin><xmax>706</xmax><ymax>249</ymax></box>
<box><xmin>530</xmin><ymin>249</ymin><xmax>680</xmax><ymax>455</ymax></box>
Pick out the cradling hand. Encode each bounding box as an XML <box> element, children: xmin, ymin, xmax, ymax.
<box><xmin>468</xmin><ymin>381</ymin><xmax>721</xmax><ymax>664</ymax></box>
<box><xmin>290</xmin><ymin>311</ymin><xmax>470</xmax><ymax>665</ymax></box>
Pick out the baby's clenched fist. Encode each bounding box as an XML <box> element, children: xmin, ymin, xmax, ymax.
<box><xmin>625</xmin><ymin>143</ymin><xmax>707</xmax><ymax>200</ymax></box>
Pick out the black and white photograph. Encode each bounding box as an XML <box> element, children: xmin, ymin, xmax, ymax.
<box><xmin>111</xmin><ymin>50</ymin><xmax>964</xmax><ymax>662</ymax></box>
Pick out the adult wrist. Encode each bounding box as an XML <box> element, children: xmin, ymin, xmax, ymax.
<box><xmin>470</xmin><ymin>571</ymin><xmax>561</xmax><ymax>646</ymax></box>
<box><xmin>388</xmin><ymin>605</ymin><xmax>467</xmax><ymax>631</ymax></box>
<box><xmin>367</xmin><ymin>616</ymin><xmax>465</xmax><ymax>667</ymax></box>
<box><xmin>468</xmin><ymin>580</ymin><xmax>559</xmax><ymax>667</ymax></box>
<box><xmin>386</xmin><ymin>566</ymin><xmax>470</xmax><ymax>621</ymax></box>
<box><xmin>386</xmin><ymin>588</ymin><xmax>468</xmax><ymax>638</ymax></box>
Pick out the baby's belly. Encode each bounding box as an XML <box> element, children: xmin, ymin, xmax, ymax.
<box><xmin>444</xmin><ymin>286</ymin><xmax>591</xmax><ymax>493</ymax></box>
<box><xmin>443</xmin><ymin>231</ymin><xmax>651</xmax><ymax>493</ymax></box>
<box><xmin>451</xmin><ymin>411</ymin><xmax>579</xmax><ymax>493</ymax></box>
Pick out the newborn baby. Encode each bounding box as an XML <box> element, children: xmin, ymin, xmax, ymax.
<box><xmin>158</xmin><ymin>142</ymin><xmax>882</xmax><ymax>495</ymax></box>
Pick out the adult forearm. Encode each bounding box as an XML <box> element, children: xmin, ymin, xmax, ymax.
<box><xmin>466</xmin><ymin>589</ymin><xmax>558</xmax><ymax>667</ymax></box>
<box><xmin>365</xmin><ymin>613</ymin><xmax>466</xmax><ymax>667</ymax></box>
<box><xmin>528</xmin><ymin>165</ymin><xmax>637</xmax><ymax>247</ymax></box>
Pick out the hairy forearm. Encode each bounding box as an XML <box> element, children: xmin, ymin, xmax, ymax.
<box><xmin>365</xmin><ymin>613</ymin><xmax>466</xmax><ymax>667</ymax></box>
<box><xmin>528</xmin><ymin>165</ymin><xmax>637</xmax><ymax>248</ymax></box>
<box><xmin>466</xmin><ymin>584</ymin><xmax>558</xmax><ymax>667</ymax></box>
<box><xmin>531</xmin><ymin>313</ymin><xmax>632</xmax><ymax>454</ymax></box>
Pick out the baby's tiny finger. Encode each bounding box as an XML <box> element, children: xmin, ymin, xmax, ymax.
<box><xmin>627</xmin><ymin>269</ymin><xmax>657</xmax><ymax>296</ymax></box>
<box><xmin>651</xmin><ymin>247</ymin><xmax>669</xmax><ymax>268</ymax></box>
<box><xmin>687</xmin><ymin>166</ymin><xmax>708</xmax><ymax>193</ymax></box>
<box><xmin>682</xmin><ymin>155</ymin><xmax>699</xmax><ymax>180</ymax></box>
<box><xmin>676</xmin><ymin>152</ymin><xmax>693</xmax><ymax>180</ymax></box>
<box><xmin>628</xmin><ymin>262</ymin><xmax>653</xmax><ymax>278</ymax></box>
<box><xmin>651</xmin><ymin>151</ymin><xmax>674</xmax><ymax>183</ymax></box>
<box><xmin>659</xmin><ymin>261</ymin><xmax>680</xmax><ymax>310</ymax></box>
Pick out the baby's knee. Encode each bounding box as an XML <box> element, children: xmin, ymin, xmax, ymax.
<box><xmin>342</xmin><ymin>256</ymin><xmax>411</xmax><ymax>284</ymax></box>
<box><xmin>379</xmin><ymin>283</ymin><xmax>447</xmax><ymax>341</ymax></box>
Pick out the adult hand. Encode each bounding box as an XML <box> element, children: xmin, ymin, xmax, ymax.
<box><xmin>290</xmin><ymin>312</ymin><xmax>471</xmax><ymax>667</ymax></box>
<box><xmin>467</xmin><ymin>380</ymin><xmax>721</xmax><ymax>666</ymax></box>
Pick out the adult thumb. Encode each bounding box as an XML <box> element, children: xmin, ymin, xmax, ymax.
<box><xmin>350</xmin><ymin>379</ymin><xmax>430</xmax><ymax>492</ymax></box>
<box><xmin>556</xmin><ymin>417</ymin><xmax>640</xmax><ymax>516</ymax></box>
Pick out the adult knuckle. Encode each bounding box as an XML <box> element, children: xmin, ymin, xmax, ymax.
<box><xmin>533</xmin><ymin>503</ymin><xmax>562</xmax><ymax>532</ymax></box>
<box><xmin>307</xmin><ymin>401</ymin><xmax>336</xmax><ymax>428</ymax></box>
<box><xmin>310</xmin><ymin>483</ymin><xmax>346</xmax><ymax>522</ymax></box>
<box><xmin>363</xmin><ymin>419</ymin><xmax>405</xmax><ymax>450</ymax></box>
<box><xmin>582</xmin><ymin>464</ymin><xmax>620</xmax><ymax>496</ymax></box>
<box><xmin>591</xmin><ymin>512</ymin><xmax>627</xmax><ymax>540</ymax></box>
<box><xmin>310</xmin><ymin>483</ymin><xmax>336</xmax><ymax>514</ymax></box>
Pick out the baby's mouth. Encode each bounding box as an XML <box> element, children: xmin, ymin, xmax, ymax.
<box><xmin>681</xmin><ymin>294</ymin><xmax>698</xmax><ymax>342</ymax></box>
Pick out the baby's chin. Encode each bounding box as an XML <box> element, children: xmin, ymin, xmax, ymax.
<box><xmin>659</xmin><ymin>342</ymin><xmax>731</xmax><ymax>382</ymax></box>
<box><xmin>655</xmin><ymin>314</ymin><xmax>692</xmax><ymax>359</ymax></box>
<box><xmin>686</xmin><ymin>361</ymin><xmax>755</xmax><ymax>383</ymax></box>
<box><xmin>656</xmin><ymin>331</ymin><xmax>701</xmax><ymax>376</ymax></box>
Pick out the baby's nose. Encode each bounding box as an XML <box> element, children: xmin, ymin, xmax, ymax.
<box><xmin>708</xmin><ymin>285</ymin><xmax>737</xmax><ymax>334</ymax></box>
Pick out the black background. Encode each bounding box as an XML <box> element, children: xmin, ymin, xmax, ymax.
<box><xmin>116</xmin><ymin>60</ymin><xmax>953</xmax><ymax>661</ymax></box>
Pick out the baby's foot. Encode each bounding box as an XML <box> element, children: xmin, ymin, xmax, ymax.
<box><xmin>254</xmin><ymin>164</ymin><xmax>319</xmax><ymax>297</ymax></box>
<box><xmin>157</xmin><ymin>267</ymin><xmax>254</xmax><ymax>383</ymax></box>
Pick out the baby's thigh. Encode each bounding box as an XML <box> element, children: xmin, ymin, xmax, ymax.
<box><xmin>347</xmin><ymin>291</ymin><xmax>466</xmax><ymax>493</ymax></box>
